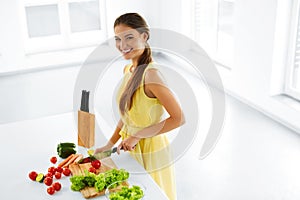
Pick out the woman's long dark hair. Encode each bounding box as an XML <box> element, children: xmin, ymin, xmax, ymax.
<box><xmin>115</xmin><ymin>13</ymin><xmax>153</xmax><ymax>115</ymax></box>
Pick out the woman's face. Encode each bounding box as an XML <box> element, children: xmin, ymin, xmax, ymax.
<box><xmin>114</xmin><ymin>24</ymin><xmax>147</xmax><ymax>61</ymax></box>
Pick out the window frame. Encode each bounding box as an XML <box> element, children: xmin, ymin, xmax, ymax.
<box><xmin>284</xmin><ymin>0</ymin><xmax>300</xmax><ymax>100</ymax></box>
<box><xmin>20</xmin><ymin>0</ymin><xmax>107</xmax><ymax>55</ymax></box>
<box><xmin>193</xmin><ymin>0</ymin><xmax>235</xmax><ymax>69</ymax></box>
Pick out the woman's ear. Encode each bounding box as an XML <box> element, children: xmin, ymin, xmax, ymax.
<box><xmin>141</xmin><ymin>32</ymin><xmax>149</xmax><ymax>42</ymax></box>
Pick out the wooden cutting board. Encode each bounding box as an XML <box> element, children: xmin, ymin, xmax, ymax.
<box><xmin>69</xmin><ymin>157</ymin><xmax>128</xmax><ymax>199</ymax></box>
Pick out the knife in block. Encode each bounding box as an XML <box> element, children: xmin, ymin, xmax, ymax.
<box><xmin>78</xmin><ymin>110</ymin><xmax>95</xmax><ymax>148</ymax></box>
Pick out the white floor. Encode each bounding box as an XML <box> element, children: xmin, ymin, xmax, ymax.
<box><xmin>175</xmin><ymin>95</ymin><xmax>300</xmax><ymax>200</ymax></box>
<box><xmin>1</xmin><ymin>94</ymin><xmax>300</xmax><ymax>199</ymax></box>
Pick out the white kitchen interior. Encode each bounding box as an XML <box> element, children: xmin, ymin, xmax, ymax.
<box><xmin>1</xmin><ymin>0</ymin><xmax>300</xmax><ymax>199</ymax></box>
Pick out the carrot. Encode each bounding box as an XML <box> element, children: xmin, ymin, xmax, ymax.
<box><xmin>63</xmin><ymin>154</ymin><xmax>80</xmax><ymax>168</ymax></box>
<box><xmin>74</xmin><ymin>154</ymin><xmax>83</xmax><ymax>163</ymax></box>
<box><xmin>58</xmin><ymin>154</ymin><xmax>74</xmax><ymax>168</ymax></box>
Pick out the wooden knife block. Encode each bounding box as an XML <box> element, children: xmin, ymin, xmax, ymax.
<box><xmin>78</xmin><ymin>110</ymin><xmax>95</xmax><ymax>148</ymax></box>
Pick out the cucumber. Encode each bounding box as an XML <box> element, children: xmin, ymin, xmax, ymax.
<box><xmin>57</xmin><ymin>142</ymin><xmax>76</xmax><ymax>153</ymax></box>
<box><xmin>58</xmin><ymin>147</ymin><xmax>77</xmax><ymax>158</ymax></box>
<box><xmin>58</xmin><ymin>142</ymin><xmax>76</xmax><ymax>148</ymax></box>
<box><xmin>57</xmin><ymin>142</ymin><xmax>76</xmax><ymax>151</ymax></box>
<box><xmin>36</xmin><ymin>173</ymin><xmax>44</xmax><ymax>183</ymax></box>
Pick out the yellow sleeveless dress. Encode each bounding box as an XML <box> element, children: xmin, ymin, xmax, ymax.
<box><xmin>117</xmin><ymin>63</ymin><xmax>177</xmax><ymax>200</ymax></box>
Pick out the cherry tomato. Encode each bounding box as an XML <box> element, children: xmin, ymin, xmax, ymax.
<box><xmin>45</xmin><ymin>172</ymin><xmax>53</xmax><ymax>178</ymax></box>
<box><xmin>62</xmin><ymin>168</ymin><xmax>71</xmax><ymax>176</ymax></box>
<box><xmin>52</xmin><ymin>182</ymin><xmax>62</xmax><ymax>191</ymax></box>
<box><xmin>47</xmin><ymin>186</ymin><xmax>55</xmax><ymax>195</ymax></box>
<box><xmin>48</xmin><ymin>166</ymin><xmax>56</xmax><ymax>174</ymax></box>
<box><xmin>50</xmin><ymin>156</ymin><xmax>57</xmax><ymax>164</ymax></box>
<box><xmin>56</xmin><ymin>166</ymin><xmax>63</xmax><ymax>173</ymax></box>
<box><xmin>54</xmin><ymin>172</ymin><xmax>61</xmax><ymax>179</ymax></box>
<box><xmin>88</xmin><ymin>167</ymin><xmax>96</xmax><ymax>174</ymax></box>
<box><xmin>44</xmin><ymin>177</ymin><xmax>53</xmax><ymax>186</ymax></box>
<box><xmin>91</xmin><ymin>160</ymin><xmax>101</xmax><ymax>169</ymax></box>
<box><xmin>28</xmin><ymin>171</ymin><xmax>38</xmax><ymax>181</ymax></box>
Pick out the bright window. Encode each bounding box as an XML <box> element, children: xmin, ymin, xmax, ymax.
<box><xmin>285</xmin><ymin>0</ymin><xmax>300</xmax><ymax>100</ymax></box>
<box><xmin>20</xmin><ymin>0</ymin><xmax>107</xmax><ymax>54</ymax></box>
<box><xmin>193</xmin><ymin>0</ymin><xmax>235</xmax><ymax>68</ymax></box>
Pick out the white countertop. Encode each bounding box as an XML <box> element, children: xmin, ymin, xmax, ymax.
<box><xmin>0</xmin><ymin>112</ymin><xmax>168</xmax><ymax>200</ymax></box>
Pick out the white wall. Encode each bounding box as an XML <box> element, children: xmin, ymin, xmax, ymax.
<box><xmin>0</xmin><ymin>0</ymin><xmax>183</xmax><ymax>123</ymax></box>
<box><xmin>219</xmin><ymin>0</ymin><xmax>300</xmax><ymax>133</ymax></box>
<box><xmin>0</xmin><ymin>0</ymin><xmax>25</xmax><ymax>72</ymax></box>
<box><xmin>105</xmin><ymin>0</ymin><xmax>162</xmax><ymax>37</ymax></box>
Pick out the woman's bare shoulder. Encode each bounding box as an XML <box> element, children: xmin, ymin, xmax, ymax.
<box><xmin>144</xmin><ymin>67</ymin><xmax>166</xmax><ymax>86</ymax></box>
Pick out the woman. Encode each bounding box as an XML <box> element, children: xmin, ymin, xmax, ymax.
<box><xmin>95</xmin><ymin>13</ymin><xmax>185</xmax><ymax>200</ymax></box>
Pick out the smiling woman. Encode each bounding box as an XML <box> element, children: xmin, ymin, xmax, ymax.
<box><xmin>94</xmin><ymin>13</ymin><xmax>185</xmax><ymax>200</ymax></box>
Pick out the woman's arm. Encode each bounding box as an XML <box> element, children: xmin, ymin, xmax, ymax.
<box><xmin>118</xmin><ymin>69</ymin><xmax>185</xmax><ymax>152</ymax></box>
<box><xmin>138</xmin><ymin>68</ymin><xmax>185</xmax><ymax>136</ymax></box>
<box><xmin>94</xmin><ymin>119</ymin><xmax>123</xmax><ymax>153</ymax></box>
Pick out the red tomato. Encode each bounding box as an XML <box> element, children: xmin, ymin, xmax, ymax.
<box><xmin>50</xmin><ymin>156</ymin><xmax>57</xmax><ymax>164</ymax></box>
<box><xmin>56</xmin><ymin>166</ymin><xmax>63</xmax><ymax>173</ymax></box>
<box><xmin>47</xmin><ymin>186</ymin><xmax>55</xmax><ymax>195</ymax></box>
<box><xmin>54</xmin><ymin>172</ymin><xmax>61</xmax><ymax>179</ymax></box>
<box><xmin>62</xmin><ymin>168</ymin><xmax>71</xmax><ymax>176</ymax></box>
<box><xmin>52</xmin><ymin>182</ymin><xmax>62</xmax><ymax>191</ymax></box>
<box><xmin>28</xmin><ymin>171</ymin><xmax>38</xmax><ymax>181</ymax></box>
<box><xmin>44</xmin><ymin>177</ymin><xmax>53</xmax><ymax>186</ymax></box>
<box><xmin>48</xmin><ymin>166</ymin><xmax>56</xmax><ymax>174</ymax></box>
<box><xmin>91</xmin><ymin>160</ymin><xmax>101</xmax><ymax>169</ymax></box>
<box><xmin>88</xmin><ymin>167</ymin><xmax>96</xmax><ymax>174</ymax></box>
<box><xmin>45</xmin><ymin>172</ymin><xmax>53</xmax><ymax>178</ymax></box>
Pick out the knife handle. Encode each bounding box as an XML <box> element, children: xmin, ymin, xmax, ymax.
<box><xmin>112</xmin><ymin>145</ymin><xmax>137</xmax><ymax>153</ymax></box>
<box><xmin>112</xmin><ymin>147</ymin><xmax>118</xmax><ymax>153</ymax></box>
<box><xmin>80</xmin><ymin>90</ymin><xmax>85</xmax><ymax>111</ymax></box>
<box><xmin>86</xmin><ymin>91</ymin><xmax>89</xmax><ymax>113</ymax></box>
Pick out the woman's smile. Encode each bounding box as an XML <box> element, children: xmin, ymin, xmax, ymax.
<box><xmin>121</xmin><ymin>48</ymin><xmax>133</xmax><ymax>55</ymax></box>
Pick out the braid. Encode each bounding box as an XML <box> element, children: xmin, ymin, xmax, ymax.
<box><xmin>115</xmin><ymin>13</ymin><xmax>153</xmax><ymax>115</ymax></box>
<box><xmin>119</xmin><ymin>43</ymin><xmax>152</xmax><ymax>114</ymax></box>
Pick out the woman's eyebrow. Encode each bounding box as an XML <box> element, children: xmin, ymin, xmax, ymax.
<box><xmin>124</xmin><ymin>33</ymin><xmax>134</xmax><ymax>37</ymax></box>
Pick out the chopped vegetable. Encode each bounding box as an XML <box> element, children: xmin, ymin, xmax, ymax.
<box><xmin>70</xmin><ymin>175</ymin><xmax>86</xmax><ymax>191</ymax></box>
<box><xmin>36</xmin><ymin>173</ymin><xmax>44</xmax><ymax>183</ymax></box>
<box><xmin>109</xmin><ymin>185</ymin><xmax>144</xmax><ymax>200</ymax></box>
<box><xmin>87</xmin><ymin>149</ymin><xmax>94</xmax><ymax>156</ymax></box>
<box><xmin>70</xmin><ymin>169</ymin><xmax>129</xmax><ymax>192</ymax></box>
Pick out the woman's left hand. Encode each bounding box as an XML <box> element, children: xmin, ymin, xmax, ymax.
<box><xmin>117</xmin><ymin>135</ymin><xmax>140</xmax><ymax>154</ymax></box>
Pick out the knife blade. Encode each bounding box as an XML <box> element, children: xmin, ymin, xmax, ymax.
<box><xmin>93</xmin><ymin>147</ymin><xmax>118</xmax><ymax>160</ymax></box>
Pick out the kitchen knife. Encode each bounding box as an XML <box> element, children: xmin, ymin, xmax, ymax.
<box><xmin>80</xmin><ymin>90</ymin><xmax>90</xmax><ymax>112</ymax></box>
<box><xmin>80</xmin><ymin>90</ymin><xmax>86</xmax><ymax>112</ymax></box>
<box><xmin>93</xmin><ymin>147</ymin><xmax>118</xmax><ymax>160</ymax></box>
<box><xmin>85</xmin><ymin>91</ymin><xmax>89</xmax><ymax>113</ymax></box>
